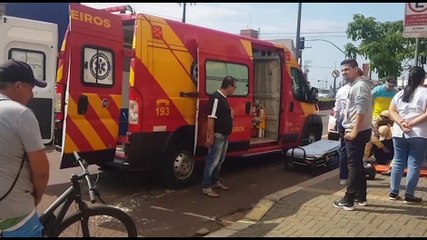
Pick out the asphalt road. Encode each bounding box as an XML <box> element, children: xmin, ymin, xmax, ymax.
<box><xmin>38</xmin><ymin>109</ymin><xmax>333</xmax><ymax>237</ymax></box>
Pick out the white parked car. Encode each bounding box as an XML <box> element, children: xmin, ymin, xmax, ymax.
<box><xmin>318</xmin><ymin>92</ymin><xmax>330</xmax><ymax>99</ymax></box>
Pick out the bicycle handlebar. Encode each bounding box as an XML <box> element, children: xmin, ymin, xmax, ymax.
<box><xmin>73</xmin><ymin>151</ymin><xmax>97</xmax><ymax>203</ymax></box>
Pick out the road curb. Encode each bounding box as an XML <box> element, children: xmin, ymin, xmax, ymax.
<box><xmin>206</xmin><ymin>168</ymin><xmax>340</xmax><ymax>237</ymax></box>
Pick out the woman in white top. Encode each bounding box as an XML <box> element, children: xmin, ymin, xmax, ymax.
<box><xmin>388</xmin><ymin>66</ymin><xmax>427</xmax><ymax>203</ymax></box>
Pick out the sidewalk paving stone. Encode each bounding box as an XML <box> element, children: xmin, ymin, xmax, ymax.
<box><xmin>207</xmin><ymin>168</ymin><xmax>427</xmax><ymax>237</ymax></box>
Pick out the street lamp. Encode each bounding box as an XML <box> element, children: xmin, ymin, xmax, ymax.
<box><xmin>305</xmin><ymin>38</ymin><xmax>346</xmax><ymax>57</ymax></box>
<box><xmin>305</xmin><ymin>38</ymin><xmax>346</xmax><ymax>97</ymax></box>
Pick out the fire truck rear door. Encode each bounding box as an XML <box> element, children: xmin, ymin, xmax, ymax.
<box><xmin>60</xmin><ymin>3</ymin><xmax>124</xmax><ymax>168</ymax></box>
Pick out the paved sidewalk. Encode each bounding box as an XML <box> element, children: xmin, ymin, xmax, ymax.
<box><xmin>207</xmin><ymin>168</ymin><xmax>427</xmax><ymax>237</ymax></box>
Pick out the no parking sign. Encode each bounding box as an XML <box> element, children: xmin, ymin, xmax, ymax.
<box><xmin>404</xmin><ymin>2</ymin><xmax>427</xmax><ymax>37</ymax></box>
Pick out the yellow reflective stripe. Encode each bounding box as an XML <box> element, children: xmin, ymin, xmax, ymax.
<box><xmin>85</xmin><ymin>93</ymin><xmax>119</xmax><ymax>139</ymax></box>
<box><xmin>56</xmin><ymin>65</ymin><xmax>63</xmax><ymax>83</ymax></box>
<box><xmin>110</xmin><ymin>94</ymin><xmax>122</xmax><ymax>110</ymax></box>
<box><xmin>300</xmin><ymin>102</ymin><xmax>317</xmax><ymax>116</ymax></box>
<box><xmin>133</xmin><ymin>15</ymin><xmax>142</xmax><ymax>60</ymax></box>
<box><xmin>64</xmin><ymin>133</ymin><xmax>79</xmax><ymax>154</ymax></box>
<box><xmin>240</xmin><ymin>39</ymin><xmax>253</xmax><ymax>60</ymax></box>
<box><xmin>60</xmin><ymin>37</ymin><xmax>66</xmax><ymax>51</ymax></box>
<box><xmin>130</xmin><ymin>15</ymin><xmax>144</xmax><ymax>87</ymax></box>
<box><xmin>68</xmin><ymin>97</ymin><xmax>106</xmax><ymax>150</ymax></box>
<box><xmin>129</xmin><ymin>66</ymin><xmax>135</xmax><ymax>87</ymax></box>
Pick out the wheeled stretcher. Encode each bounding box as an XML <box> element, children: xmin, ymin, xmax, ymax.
<box><xmin>284</xmin><ymin>140</ymin><xmax>341</xmax><ymax>170</ymax></box>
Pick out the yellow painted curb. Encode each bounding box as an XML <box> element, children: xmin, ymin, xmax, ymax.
<box><xmin>244</xmin><ymin>199</ymin><xmax>275</xmax><ymax>221</ymax></box>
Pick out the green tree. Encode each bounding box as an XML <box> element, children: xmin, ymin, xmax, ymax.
<box><xmin>344</xmin><ymin>14</ymin><xmax>427</xmax><ymax>79</ymax></box>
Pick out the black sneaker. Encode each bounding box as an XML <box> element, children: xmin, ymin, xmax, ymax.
<box><xmin>333</xmin><ymin>199</ymin><xmax>354</xmax><ymax>211</ymax></box>
<box><xmin>404</xmin><ymin>195</ymin><xmax>422</xmax><ymax>203</ymax></box>
<box><xmin>389</xmin><ymin>192</ymin><xmax>401</xmax><ymax>201</ymax></box>
<box><xmin>354</xmin><ymin>198</ymin><xmax>368</xmax><ymax>206</ymax></box>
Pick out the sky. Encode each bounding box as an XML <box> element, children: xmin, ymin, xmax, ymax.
<box><xmin>84</xmin><ymin>2</ymin><xmax>407</xmax><ymax>90</ymax></box>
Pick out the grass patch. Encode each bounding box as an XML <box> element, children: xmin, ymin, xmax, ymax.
<box><xmin>318</xmin><ymin>98</ymin><xmax>334</xmax><ymax>102</ymax></box>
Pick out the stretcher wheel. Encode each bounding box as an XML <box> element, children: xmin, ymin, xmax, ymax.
<box><xmin>283</xmin><ymin>157</ymin><xmax>294</xmax><ymax>171</ymax></box>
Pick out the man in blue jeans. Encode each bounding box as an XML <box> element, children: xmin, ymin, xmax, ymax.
<box><xmin>334</xmin><ymin>80</ymin><xmax>351</xmax><ymax>185</ymax></box>
<box><xmin>337</xmin><ymin>116</ymin><xmax>348</xmax><ymax>185</ymax></box>
<box><xmin>202</xmin><ymin>76</ymin><xmax>236</xmax><ymax>198</ymax></box>
<box><xmin>333</xmin><ymin>59</ymin><xmax>372</xmax><ymax>211</ymax></box>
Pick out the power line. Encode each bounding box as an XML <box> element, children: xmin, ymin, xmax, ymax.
<box><xmin>262</xmin><ymin>34</ymin><xmax>346</xmax><ymax>39</ymax></box>
<box><xmin>260</xmin><ymin>31</ymin><xmax>346</xmax><ymax>35</ymax></box>
<box><xmin>260</xmin><ymin>33</ymin><xmax>347</xmax><ymax>38</ymax></box>
<box><xmin>309</xmin><ymin>66</ymin><xmax>338</xmax><ymax>69</ymax></box>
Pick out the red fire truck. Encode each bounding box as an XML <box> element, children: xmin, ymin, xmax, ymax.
<box><xmin>55</xmin><ymin>3</ymin><xmax>322</xmax><ymax>187</ymax></box>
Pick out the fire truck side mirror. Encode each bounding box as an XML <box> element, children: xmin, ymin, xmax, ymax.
<box><xmin>309</xmin><ymin>87</ymin><xmax>319</xmax><ymax>103</ymax></box>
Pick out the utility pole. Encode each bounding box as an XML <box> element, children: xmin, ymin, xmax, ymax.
<box><xmin>182</xmin><ymin>3</ymin><xmax>187</xmax><ymax>23</ymax></box>
<box><xmin>415</xmin><ymin>37</ymin><xmax>419</xmax><ymax>66</ymax></box>
<box><xmin>296</xmin><ymin>3</ymin><xmax>302</xmax><ymax>66</ymax></box>
<box><xmin>179</xmin><ymin>3</ymin><xmax>195</xmax><ymax>23</ymax></box>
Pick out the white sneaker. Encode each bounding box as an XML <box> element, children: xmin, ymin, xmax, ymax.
<box><xmin>355</xmin><ymin>199</ymin><xmax>368</xmax><ymax>206</ymax></box>
<box><xmin>339</xmin><ymin>179</ymin><xmax>347</xmax><ymax>186</ymax></box>
<box><xmin>333</xmin><ymin>199</ymin><xmax>355</xmax><ymax>211</ymax></box>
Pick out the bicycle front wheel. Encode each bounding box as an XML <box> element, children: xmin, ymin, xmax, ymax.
<box><xmin>54</xmin><ymin>206</ymin><xmax>137</xmax><ymax>237</ymax></box>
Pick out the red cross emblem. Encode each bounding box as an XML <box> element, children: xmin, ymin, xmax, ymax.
<box><xmin>152</xmin><ymin>25</ymin><xmax>162</xmax><ymax>39</ymax></box>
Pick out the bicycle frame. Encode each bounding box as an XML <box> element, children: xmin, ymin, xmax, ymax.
<box><xmin>39</xmin><ymin>173</ymin><xmax>90</xmax><ymax>236</ymax></box>
<box><xmin>39</xmin><ymin>151</ymin><xmax>136</xmax><ymax>237</ymax></box>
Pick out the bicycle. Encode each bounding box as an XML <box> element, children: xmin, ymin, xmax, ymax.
<box><xmin>39</xmin><ymin>151</ymin><xmax>138</xmax><ymax>237</ymax></box>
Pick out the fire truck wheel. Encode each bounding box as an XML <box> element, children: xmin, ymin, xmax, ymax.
<box><xmin>162</xmin><ymin>147</ymin><xmax>195</xmax><ymax>188</ymax></box>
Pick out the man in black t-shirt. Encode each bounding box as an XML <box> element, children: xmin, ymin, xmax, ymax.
<box><xmin>202</xmin><ymin>76</ymin><xmax>236</xmax><ymax>198</ymax></box>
